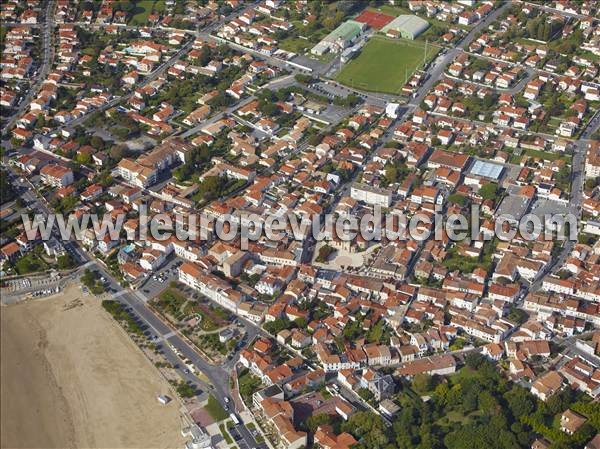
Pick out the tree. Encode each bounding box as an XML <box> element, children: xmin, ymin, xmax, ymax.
<box><xmin>294</xmin><ymin>73</ymin><xmax>313</xmax><ymax>84</ymax></box>
<box><xmin>465</xmin><ymin>353</ymin><xmax>486</xmax><ymax>370</ymax></box>
<box><xmin>341</xmin><ymin>411</ymin><xmax>390</xmax><ymax>449</ymax></box>
<box><xmin>316</xmin><ymin>245</ymin><xmax>334</xmax><ymax>263</ymax></box>
<box><xmin>258</xmin><ymin>100</ymin><xmax>279</xmax><ymax>117</ymax></box>
<box><xmin>412</xmin><ymin>373</ymin><xmax>434</xmax><ymax>394</ymax></box>
<box><xmin>90</xmin><ymin>135</ymin><xmax>105</xmax><ymax>150</ymax></box>
<box><xmin>504</xmin><ymin>386</ymin><xmax>534</xmax><ymax>419</ymax></box>
<box><xmin>366</xmin><ymin>319</ymin><xmax>386</xmax><ymax>344</ymax></box>
<box><xmin>197</xmin><ymin>176</ymin><xmax>226</xmax><ymax>201</ymax></box>
<box><xmin>294</xmin><ymin>317</ymin><xmax>307</xmax><ymax>329</ymax></box>
<box><xmin>306</xmin><ymin>413</ymin><xmax>331</xmax><ymax>432</ymax></box>
<box><xmin>479</xmin><ymin>183</ymin><xmax>500</xmax><ymax>201</ymax></box>
<box><xmin>176</xmin><ymin>381</ymin><xmax>196</xmax><ymax>398</ymax></box>
<box><xmin>358</xmin><ymin>388</ymin><xmax>374</xmax><ymax>402</ymax></box>
<box><xmin>508</xmin><ymin>306</ymin><xmax>528</xmax><ymax>325</ymax></box>
<box><xmin>57</xmin><ymin>254</ymin><xmax>76</xmax><ymax>270</ymax></box>
<box><xmin>263</xmin><ymin>318</ymin><xmax>291</xmax><ymax>334</ymax></box>
<box><xmin>383</xmin><ymin>161</ymin><xmax>409</xmax><ymax>186</ymax></box>
<box><xmin>448</xmin><ymin>193</ymin><xmax>467</xmax><ymax>206</ymax></box>
<box><xmin>0</xmin><ymin>169</ymin><xmax>16</xmax><ymax>204</ymax></box>
<box><xmin>109</xmin><ymin>143</ymin><xmax>128</xmax><ymax>160</ymax></box>
<box><xmin>36</xmin><ymin>113</ymin><xmax>46</xmax><ymax>128</ymax></box>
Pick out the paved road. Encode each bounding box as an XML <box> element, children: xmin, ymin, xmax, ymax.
<box><xmin>55</xmin><ymin>38</ymin><xmax>196</xmax><ymax>132</ymax></box>
<box><xmin>44</xmin><ymin>227</ymin><xmax>266</xmax><ymax>449</ymax></box>
<box><xmin>408</xmin><ymin>1</ymin><xmax>512</xmax><ymax>111</ymax></box>
<box><xmin>527</xmin><ymin>109</ymin><xmax>600</xmax><ymax>293</ymax></box>
<box><xmin>321</xmin><ymin>2</ymin><xmax>513</xmax><ymax>260</ymax></box>
<box><xmin>3</xmin><ymin>16</ymin><xmax>265</xmax><ymax>449</ymax></box>
<box><xmin>445</xmin><ymin>66</ymin><xmax>536</xmax><ymax>95</ymax></box>
<box><xmin>521</xmin><ymin>1</ymin><xmax>592</xmax><ymax>20</ymax></box>
<box><xmin>179</xmin><ymin>95</ymin><xmax>257</xmax><ymax>139</ymax></box>
<box><xmin>2</xmin><ymin>0</ymin><xmax>55</xmax><ymax>136</ymax></box>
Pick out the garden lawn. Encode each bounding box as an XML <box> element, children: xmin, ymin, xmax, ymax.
<box><xmin>279</xmin><ymin>37</ymin><xmax>310</xmax><ymax>54</ymax></box>
<box><xmin>130</xmin><ymin>0</ymin><xmax>154</xmax><ymax>25</ymax></box>
<box><xmin>335</xmin><ymin>37</ymin><xmax>433</xmax><ymax>94</ymax></box>
<box><xmin>205</xmin><ymin>395</ymin><xmax>228</xmax><ymax>421</ymax></box>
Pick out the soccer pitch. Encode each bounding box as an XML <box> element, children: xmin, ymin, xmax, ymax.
<box><xmin>335</xmin><ymin>37</ymin><xmax>435</xmax><ymax>94</ymax></box>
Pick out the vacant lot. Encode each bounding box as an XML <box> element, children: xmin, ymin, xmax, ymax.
<box><xmin>336</xmin><ymin>37</ymin><xmax>435</xmax><ymax>94</ymax></box>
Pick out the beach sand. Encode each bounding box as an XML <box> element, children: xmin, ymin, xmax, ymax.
<box><xmin>1</xmin><ymin>283</ymin><xmax>185</xmax><ymax>449</ymax></box>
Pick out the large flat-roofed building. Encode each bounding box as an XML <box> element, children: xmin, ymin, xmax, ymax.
<box><xmin>464</xmin><ymin>159</ymin><xmax>505</xmax><ymax>186</ymax></box>
<box><xmin>351</xmin><ymin>182</ymin><xmax>393</xmax><ymax>207</ymax></box>
<box><xmin>311</xmin><ymin>20</ymin><xmax>366</xmax><ymax>55</ymax></box>
<box><xmin>381</xmin><ymin>15</ymin><xmax>430</xmax><ymax>40</ymax></box>
<box><xmin>469</xmin><ymin>160</ymin><xmax>504</xmax><ymax>180</ymax></box>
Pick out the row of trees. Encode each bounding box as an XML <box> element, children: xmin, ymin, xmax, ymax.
<box><xmin>525</xmin><ymin>16</ymin><xmax>563</xmax><ymax>43</ymax></box>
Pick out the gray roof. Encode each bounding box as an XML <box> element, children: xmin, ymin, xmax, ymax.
<box><xmin>495</xmin><ymin>193</ymin><xmax>532</xmax><ymax>223</ymax></box>
<box><xmin>469</xmin><ymin>160</ymin><xmax>504</xmax><ymax>180</ymax></box>
<box><xmin>382</xmin><ymin>15</ymin><xmax>430</xmax><ymax>36</ymax></box>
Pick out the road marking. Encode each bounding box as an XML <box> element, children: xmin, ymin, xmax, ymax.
<box><xmin>112</xmin><ymin>290</ymin><xmax>129</xmax><ymax>299</ymax></box>
<box><xmin>133</xmin><ymin>290</ymin><xmax>148</xmax><ymax>303</ymax></box>
<box><xmin>162</xmin><ymin>331</ymin><xmax>176</xmax><ymax>339</ymax></box>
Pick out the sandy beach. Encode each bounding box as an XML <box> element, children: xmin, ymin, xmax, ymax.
<box><xmin>1</xmin><ymin>283</ymin><xmax>185</xmax><ymax>449</ymax></box>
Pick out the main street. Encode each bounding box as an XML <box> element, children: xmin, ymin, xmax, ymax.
<box><xmin>528</xmin><ymin>110</ymin><xmax>600</xmax><ymax>293</ymax></box>
<box><xmin>4</xmin><ymin>39</ymin><xmax>269</xmax><ymax>449</ymax></box>
<box><xmin>2</xmin><ymin>0</ymin><xmax>56</xmax><ymax>136</ymax></box>
<box><xmin>21</xmin><ymin>205</ymin><xmax>267</xmax><ymax>449</ymax></box>
<box><xmin>316</xmin><ymin>1</ymin><xmax>512</xmax><ymax>280</ymax></box>
<box><xmin>91</xmin><ymin>264</ymin><xmax>267</xmax><ymax>449</ymax></box>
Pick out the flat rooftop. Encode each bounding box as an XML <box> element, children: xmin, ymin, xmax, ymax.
<box><xmin>469</xmin><ymin>160</ymin><xmax>504</xmax><ymax>180</ymax></box>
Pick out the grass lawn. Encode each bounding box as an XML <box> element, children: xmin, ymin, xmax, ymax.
<box><xmin>205</xmin><ymin>395</ymin><xmax>229</xmax><ymax>421</ymax></box>
<box><xmin>335</xmin><ymin>36</ymin><xmax>435</xmax><ymax>94</ymax></box>
<box><xmin>237</xmin><ymin>370</ymin><xmax>263</xmax><ymax>404</ymax></box>
<box><xmin>524</xmin><ymin>148</ymin><xmax>571</xmax><ymax>162</ymax></box>
<box><xmin>130</xmin><ymin>0</ymin><xmax>155</xmax><ymax>25</ymax></box>
<box><xmin>510</xmin><ymin>148</ymin><xmax>572</xmax><ymax>164</ymax></box>
<box><xmin>279</xmin><ymin>37</ymin><xmax>310</xmax><ymax>54</ymax></box>
<box><xmin>13</xmin><ymin>252</ymin><xmax>50</xmax><ymax>275</ymax></box>
<box><xmin>219</xmin><ymin>423</ymin><xmax>233</xmax><ymax>444</ymax></box>
<box><xmin>437</xmin><ymin>410</ymin><xmax>484</xmax><ymax>426</ymax></box>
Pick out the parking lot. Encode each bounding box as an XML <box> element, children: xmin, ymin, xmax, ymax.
<box><xmin>530</xmin><ymin>198</ymin><xmax>571</xmax><ymax>219</ymax></box>
<box><xmin>228</xmin><ymin>424</ymin><xmax>268</xmax><ymax>449</ymax></box>
<box><xmin>138</xmin><ymin>256</ymin><xmax>182</xmax><ymax>301</ymax></box>
<box><xmin>3</xmin><ymin>271</ymin><xmax>61</xmax><ymax>292</ymax></box>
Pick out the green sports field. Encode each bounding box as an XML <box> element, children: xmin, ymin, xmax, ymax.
<box><xmin>335</xmin><ymin>37</ymin><xmax>435</xmax><ymax>94</ymax></box>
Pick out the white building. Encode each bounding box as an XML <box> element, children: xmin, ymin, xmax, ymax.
<box><xmin>350</xmin><ymin>182</ymin><xmax>393</xmax><ymax>207</ymax></box>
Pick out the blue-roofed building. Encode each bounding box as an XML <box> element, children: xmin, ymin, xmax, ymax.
<box><xmin>465</xmin><ymin>160</ymin><xmax>505</xmax><ymax>187</ymax></box>
<box><xmin>470</xmin><ymin>160</ymin><xmax>504</xmax><ymax>180</ymax></box>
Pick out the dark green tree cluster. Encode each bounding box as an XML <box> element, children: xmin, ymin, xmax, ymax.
<box><xmin>383</xmin><ymin>160</ymin><xmax>410</xmax><ymax>187</ymax></box>
<box><xmin>0</xmin><ymin>169</ymin><xmax>17</xmax><ymax>204</ymax></box>
<box><xmin>172</xmin><ymin>144</ymin><xmax>211</xmax><ymax>183</ymax></box>
<box><xmin>525</xmin><ymin>16</ymin><xmax>563</xmax><ymax>42</ymax></box>
<box><xmin>339</xmin><ymin>355</ymin><xmax>598</xmax><ymax>449</ymax></box>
